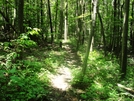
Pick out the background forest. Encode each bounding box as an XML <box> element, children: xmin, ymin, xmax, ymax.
<box><xmin>0</xmin><ymin>0</ymin><xmax>134</xmax><ymax>101</ymax></box>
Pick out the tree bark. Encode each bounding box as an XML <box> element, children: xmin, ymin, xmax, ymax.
<box><xmin>18</xmin><ymin>0</ymin><xmax>24</xmax><ymax>34</ymax></box>
<box><xmin>59</xmin><ymin>0</ymin><xmax>64</xmax><ymax>48</ymax></box>
<box><xmin>121</xmin><ymin>0</ymin><xmax>130</xmax><ymax>78</ymax></box>
<box><xmin>47</xmin><ymin>0</ymin><xmax>53</xmax><ymax>44</ymax></box>
<box><xmin>55</xmin><ymin>0</ymin><xmax>58</xmax><ymax>33</ymax></box>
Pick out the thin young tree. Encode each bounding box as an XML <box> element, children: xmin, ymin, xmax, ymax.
<box><xmin>81</xmin><ymin>0</ymin><xmax>98</xmax><ymax>79</ymax></box>
<box><xmin>64</xmin><ymin>0</ymin><xmax>68</xmax><ymax>41</ymax></box>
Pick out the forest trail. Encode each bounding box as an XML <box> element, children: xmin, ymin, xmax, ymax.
<box><xmin>47</xmin><ymin>42</ymin><xmax>82</xmax><ymax>101</ymax></box>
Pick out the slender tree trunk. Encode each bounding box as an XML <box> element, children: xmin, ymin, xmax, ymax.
<box><xmin>41</xmin><ymin>0</ymin><xmax>43</xmax><ymax>27</ymax></box>
<box><xmin>59</xmin><ymin>0</ymin><xmax>64</xmax><ymax>48</ymax></box>
<box><xmin>97</xmin><ymin>9</ymin><xmax>106</xmax><ymax>56</ymax></box>
<box><xmin>55</xmin><ymin>0</ymin><xmax>58</xmax><ymax>33</ymax></box>
<box><xmin>47</xmin><ymin>0</ymin><xmax>53</xmax><ymax>43</ymax></box>
<box><xmin>112</xmin><ymin>0</ymin><xmax>117</xmax><ymax>53</ymax></box>
<box><xmin>76</xmin><ymin>0</ymin><xmax>83</xmax><ymax>51</ymax></box>
<box><xmin>18</xmin><ymin>0</ymin><xmax>24</xmax><ymax>34</ymax></box>
<box><xmin>37</xmin><ymin>0</ymin><xmax>40</xmax><ymax>28</ymax></box>
<box><xmin>4</xmin><ymin>0</ymin><xmax>10</xmax><ymax>33</ymax></box>
<box><xmin>82</xmin><ymin>0</ymin><xmax>85</xmax><ymax>45</ymax></box>
<box><xmin>81</xmin><ymin>0</ymin><xmax>98</xmax><ymax>79</ymax></box>
<box><xmin>64</xmin><ymin>0</ymin><xmax>68</xmax><ymax>41</ymax></box>
<box><xmin>130</xmin><ymin>1</ymin><xmax>134</xmax><ymax>53</ymax></box>
<box><xmin>121</xmin><ymin>0</ymin><xmax>130</xmax><ymax>78</ymax></box>
<box><xmin>76</xmin><ymin>0</ymin><xmax>79</xmax><ymax>50</ymax></box>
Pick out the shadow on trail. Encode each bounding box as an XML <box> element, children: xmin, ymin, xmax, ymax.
<box><xmin>62</xmin><ymin>43</ymin><xmax>82</xmax><ymax>68</ymax></box>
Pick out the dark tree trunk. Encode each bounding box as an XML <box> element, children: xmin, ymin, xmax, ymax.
<box><xmin>130</xmin><ymin>1</ymin><xmax>134</xmax><ymax>54</ymax></box>
<box><xmin>59</xmin><ymin>0</ymin><xmax>64</xmax><ymax>48</ymax></box>
<box><xmin>121</xmin><ymin>0</ymin><xmax>130</xmax><ymax>78</ymax></box>
<box><xmin>47</xmin><ymin>0</ymin><xmax>53</xmax><ymax>44</ymax></box>
<box><xmin>97</xmin><ymin>9</ymin><xmax>106</xmax><ymax>56</ymax></box>
<box><xmin>55</xmin><ymin>0</ymin><xmax>58</xmax><ymax>33</ymax></box>
<box><xmin>18</xmin><ymin>0</ymin><xmax>24</xmax><ymax>34</ymax></box>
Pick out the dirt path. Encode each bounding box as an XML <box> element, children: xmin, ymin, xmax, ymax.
<box><xmin>47</xmin><ymin>42</ymin><xmax>82</xmax><ymax>101</ymax></box>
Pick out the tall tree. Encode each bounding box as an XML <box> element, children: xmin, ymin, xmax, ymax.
<box><xmin>97</xmin><ymin>8</ymin><xmax>106</xmax><ymax>56</ymax></box>
<box><xmin>47</xmin><ymin>0</ymin><xmax>53</xmax><ymax>43</ymax></box>
<box><xmin>81</xmin><ymin>0</ymin><xmax>98</xmax><ymax>79</ymax></box>
<box><xmin>54</xmin><ymin>0</ymin><xmax>59</xmax><ymax>34</ymax></box>
<box><xmin>64</xmin><ymin>0</ymin><xmax>68</xmax><ymax>41</ymax></box>
<box><xmin>18</xmin><ymin>0</ymin><xmax>24</xmax><ymax>34</ymax></box>
<box><xmin>59</xmin><ymin>0</ymin><xmax>64</xmax><ymax>47</ymax></box>
<box><xmin>76</xmin><ymin>0</ymin><xmax>85</xmax><ymax>50</ymax></box>
<box><xmin>121</xmin><ymin>0</ymin><xmax>130</xmax><ymax>78</ymax></box>
<box><xmin>40</xmin><ymin>0</ymin><xmax>43</xmax><ymax>29</ymax></box>
<box><xmin>130</xmin><ymin>1</ymin><xmax>134</xmax><ymax>53</ymax></box>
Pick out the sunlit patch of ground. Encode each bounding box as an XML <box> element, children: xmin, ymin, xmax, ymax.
<box><xmin>49</xmin><ymin>66</ymin><xmax>72</xmax><ymax>91</ymax></box>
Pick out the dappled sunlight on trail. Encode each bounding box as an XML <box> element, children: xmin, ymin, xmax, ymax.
<box><xmin>50</xmin><ymin>67</ymin><xmax>72</xmax><ymax>91</ymax></box>
<box><xmin>48</xmin><ymin>43</ymin><xmax>82</xmax><ymax>91</ymax></box>
<box><xmin>45</xmin><ymin>43</ymin><xmax>82</xmax><ymax>100</ymax></box>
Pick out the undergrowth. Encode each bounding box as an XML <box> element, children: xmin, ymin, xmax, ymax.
<box><xmin>0</xmin><ymin>29</ymin><xmax>50</xmax><ymax>101</ymax></box>
<box><xmin>0</xmin><ymin>34</ymin><xmax>134</xmax><ymax>101</ymax></box>
<box><xmin>0</xmin><ymin>53</ymin><xmax>49</xmax><ymax>101</ymax></box>
<box><xmin>72</xmin><ymin>49</ymin><xmax>134</xmax><ymax>101</ymax></box>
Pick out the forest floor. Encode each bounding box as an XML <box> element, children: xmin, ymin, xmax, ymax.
<box><xmin>0</xmin><ymin>40</ymin><xmax>134</xmax><ymax>100</ymax></box>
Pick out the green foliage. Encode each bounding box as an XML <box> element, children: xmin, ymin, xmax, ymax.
<box><xmin>71</xmin><ymin>50</ymin><xmax>134</xmax><ymax>100</ymax></box>
<box><xmin>0</xmin><ymin>28</ymin><xmax>38</xmax><ymax>54</ymax></box>
<box><xmin>26</xmin><ymin>27</ymin><xmax>41</xmax><ymax>36</ymax></box>
<box><xmin>80</xmin><ymin>82</ymin><xmax>119</xmax><ymax>100</ymax></box>
<box><xmin>71</xmin><ymin>70</ymin><xmax>92</xmax><ymax>90</ymax></box>
<box><xmin>6</xmin><ymin>28</ymin><xmax>40</xmax><ymax>57</ymax></box>
<box><xmin>0</xmin><ymin>48</ymin><xmax>49</xmax><ymax>100</ymax></box>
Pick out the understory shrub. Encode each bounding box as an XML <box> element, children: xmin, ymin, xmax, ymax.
<box><xmin>0</xmin><ymin>41</ymin><xmax>49</xmax><ymax>100</ymax></box>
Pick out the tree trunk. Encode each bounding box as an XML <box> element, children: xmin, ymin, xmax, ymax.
<box><xmin>97</xmin><ymin>9</ymin><xmax>106</xmax><ymax>56</ymax></box>
<box><xmin>81</xmin><ymin>0</ymin><xmax>98</xmax><ymax>79</ymax></box>
<box><xmin>47</xmin><ymin>0</ymin><xmax>53</xmax><ymax>44</ymax></box>
<box><xmin>59</xmin><ymin>0</ymin><xmax>64</xmax><ymax>48</ymax></box>
<box><xmin>121</xmin><ymin>0</ymin><xmax>130</xmax><ymax>78</ymax></box>
<box><xmin>55</xmin><ymin>0</ymin><xmax>59</xmax><ymax>34</ymax></box>
<box><xmin>64</xmin><ymin>0</ymin><xmax>68</xmax><ymax>41</ymax></box>
<box><xmin>130</xmin><ymin>1</ymin><xmax>134</xmax><ymax>54</ymax></box>
<box><xmin>18</xmin><ymin>0</ymin><xmax>24</xmax><ymax>34</ymax></box>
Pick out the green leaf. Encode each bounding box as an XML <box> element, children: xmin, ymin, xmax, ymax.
<box><xmin>9</xmin><ymin>68</ymin><xmax>16</xmax><ymax>74</ymax></box>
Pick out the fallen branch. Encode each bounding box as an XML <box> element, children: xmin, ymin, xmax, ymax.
<box><xmin>117</xmin><ymin>83</ymin><xmax>134</xmax><ymax>95</ymax></box>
